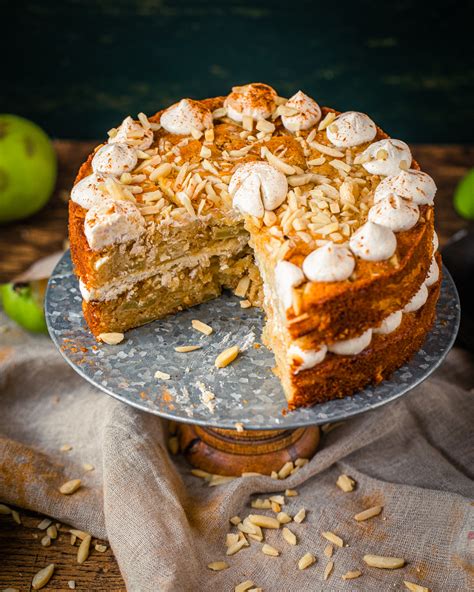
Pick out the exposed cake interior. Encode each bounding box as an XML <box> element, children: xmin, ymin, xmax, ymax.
<box><xmin>69</xmin><ymin>84</ymin><xmax>441</xmax><ymax>408</ymax></box>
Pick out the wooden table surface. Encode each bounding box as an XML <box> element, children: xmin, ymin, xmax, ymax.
<box><xmin>0</xmin><ymin>142</ymin><xmax>472</xmax><ymax>591</ymax></box>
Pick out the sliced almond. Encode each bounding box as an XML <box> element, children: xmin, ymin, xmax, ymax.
<box><xmin>215</xmin><ymin>346</ymin><xmax>240</xmax><ymax>368</ymax></box>
<box><xmin>32</xmin><ymin>564</ymin><xmax>55</xmax><ymax>590</ymax></box>
<box><xmin>322</xmin><ymin>531</ymin><xmax>344</xmax><ymax>548</ymax></box>
<box><xmin>404</xmin><ymin>581</ymin><xmax>430</xmax><ymax>592</ymax></box>
<box><xmin>191</xmin><ymin>319</ymin><xmax>213</xmax><ymax>335</ymax></box>
<box><xmin>336</xmin><ymin>474</ymin><xmax>356</xmax><ymax>492</ymax></box>
<box><xmin>207</xmin><ymin>561</ymin><xmax>229</xmax><ymax>571</ymax></box>
<box><xmin>363</xmin><ymin>554</ymin><xmax>405</xmax><ymax>569</ymax></box>
<box><xmin>77</xmin><ymin>534</ymin><xmax>92</xmax><ymax>564</ymax></box>
<box><xmin>262</xmin><ymin>543</ymin><xmax>279</xmax><ymax>557</ymax></box>
<box><xmin>298</xmin><ymin>552</ymin><xmax>316</xmax><ymax>570</ymax></box>
<box><xmin>98</xmin><ymin>332</ymin><xmax>124</xmax><ymax>345</ymax></box>
<box><xmin>342</xmin><ymin>570</ymin><xmax>362</xmax><ymax>580</ymax></box>
<box><xmin>248</xmin><ymin>514</ymin><xmax>280</xmax><ymax>529</ymax></box>
<box><xmin>293</xmin><ymin>508</ymin><xmax>306</xmax><ymax>524</ymax></box>
<box><xmin>324</xmin><ymin>560</ymin><xmax>334</xmax><ymax>581</ymax></box>
<box><xmin>354</xmin><ymin>505</ymin><xmax>383</xmax><ymax>522</ymax></box>
<box><xmin>282</xmin><ymin>527</ymin><xmax>297</xmax><ymax>546</ymax></box>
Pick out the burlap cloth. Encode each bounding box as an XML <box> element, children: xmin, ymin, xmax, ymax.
<box><xmin>0</xmin><ymin>311</ymin><xmax>473</xmax><ymax>591</ymax></box>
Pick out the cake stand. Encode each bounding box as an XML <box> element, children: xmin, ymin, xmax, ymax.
<box><xmin>45</xmin><ymin>252</ymin><xmax>460</xmax><ymax>475</ymax></box>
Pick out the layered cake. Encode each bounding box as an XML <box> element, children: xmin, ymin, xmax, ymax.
<box><xmin>69</xmin><ymin>83</ymin><xmax>441</xmax><ymax>409</ymax></box>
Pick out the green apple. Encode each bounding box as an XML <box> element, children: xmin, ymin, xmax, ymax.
<box><xmin>0</xmin><ymin>114</ymin><xmax>57</xmax><ymax>223</ymax></box>
<box><xmin>0</xmin><ymin>280</ymin><xmax>48</xmax><ymax>333</ymax></box>
<box><xmin>454</xmin><ymin>168</ymin><xmax>474</xmax><ymax>220</ymax></box>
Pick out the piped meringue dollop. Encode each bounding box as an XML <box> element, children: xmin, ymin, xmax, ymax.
<box><xmin>275</xmin><ymin>261</ymin><xmax>305</xmax><ymax>310</ymax></box>
<box><xmin>84</xmin><ymin>200</ymin><xmax>145</xmax><ymax>251</ymax></box>
<box><xmin>326</xmin><ymin>111</ymin><xmax>376</xmax><ymax>148</ymax></box>
<box><xmin>229</xmin><ymin>161</ymin><xmax>288</xmax><ymax>217</ymax></box>
<box><xmin>281</xmin><ymin>91</ymin><xmax>321</xmax><ymax>132</ymax></box>
<box><xmin>79</xmin><ymin>279</ymin><xmax>92</xmax><ymax>302</ymax></box>
<box><xmin>160</xmin><ymin>99</ymin><xmax>212</xmax><ymax>135</ymax></box>
<box><xmin>92</xmin><ymin>143</ymin><xmax>138</xmax><ymax>176</ymax></box>
<box><xmin>361</xmin><ymin>139</ymin><xmax>412</xmax><ymax>176</ymax></box>
<box><xmin>425</xmin><ymin>257</ymin><xmax>440</xmax><ymax>287</ymax></box>
<box><xmin>374</xmin><ymin>169</ymin><xmax>437</xmax><ymax>206</ymax></box>
<box><xmin>349</xmin><ymin>221</ymin><xmax>397</xmax><ymax>261</ymax></box>
<box><xmin>403</xmin><ymin>283</ymin><xmax>429</xmax><ymax>313</ymax></box>
<box><xmin>71</xmin><ymin>173</ymin><xmax>109</xmax><ymax>210</ymax></box>
<box><xmin>302</xmin><ymin>243</ymin><xmax>355</xmax><ymax>282</ymax></box>
<box><xmin>288</xmin><ymin>344</ymin><xmax>327</xmax><ymax>373</ymax></box>
<box><xmin>368</xmin><ymin>194</ymin><xmax>419</xmax><ymax>232</ymax></box>
<box><xmin>328</xmin><ymin>329</ymin><xmax>372</xmax><ymax>356</ymax></box>
<box><xmin>109</xmin><ymin>116</ymin><xmax>154</xmax><ymax>150</ymax></box>
<box><xmin>373</xmin><ymin>310</ymin><xmax>403</xmax><ymax>335</ymax></box>
<box><xmin>432</xmin><ymin>231</ymin><xmax>439</xmax><ymax>253</ymax></box>
<box><xmin>224</xmin><ymin>83</ymin><xmax>277</xmax><ymax>122</ymax></box>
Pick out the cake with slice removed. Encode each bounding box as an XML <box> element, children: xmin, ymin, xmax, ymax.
<box><xmin>69</xmin><ymin>83</ymin><xmax>441</xmax><ymax>409</ymax></box>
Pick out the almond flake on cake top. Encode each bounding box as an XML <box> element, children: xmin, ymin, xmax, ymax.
<box><xmin>92</xmin><ymin>143</ymin><xmax>138</xmax><ymax>176</ymax></box>
<box><xmin>360</xmin><ymin>139</ymin><xmax>412</xmax><ymax>176</ymax></box>
<box><xmin>281</xmin><ymin>91</ymin><xmax>321</xmax><ymax>132</ymax></box>
<box><xmin>326</xmin><ymin>111</ymin><xmax>376</xmax><ymax>148</ymax></box>
<box><xmin>224</xmin><ymin>83</ymin><xmax>277</xmax><ymax>122</ymax></box>
<box><xmin>349</xmin><ymin>221</ymin><xmax>397</xmax><ymax>261</ymax></box>
<box><xmin>374</xmin><ymin>169</ymin><xmax>437</xmax><ymax>205</ymax></box>
<box><xmin>160</xmin><ymin>99</ymin><xmax>213</xmax><ymax>135</ymax></box>
<box><xmin>368</xmin><ymin>193</ymin><xmax>419</xmax><ymax>232</ymax></box>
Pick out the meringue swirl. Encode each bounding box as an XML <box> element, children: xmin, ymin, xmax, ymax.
<box><xmin>109</xmin><ymin>116</ymin><xmax>154</xmax><ymax>150</ymax></box>
<box><xmin>229</xmin><ymin>161</ymin><xmax>288</xmax><ymax>217</ymax></box>
<box><xmin>160</xmin><ymin>99</ymin><xmax>213</xmax><ymax>135</ymax></box>
<box><xmin>373</xmin><ymin>310</ymin><xmax>403</xmax><ymax>335</ymax></box>
<box><xmin>275</xmin><ymin>261</ymin><xmax>305</xmax><ymax>310</ymax></box>
<box><xmin>403</xmin><ymin>282</ymin><xmax>428</xmax><ymax>312</ymax></box>
<box><xmin>225</xmin><ymin>83</ymin><xmax>277</xmax><ymax>122</ymax></box>
<box><xmin>302</xmin><ymin>243</ymin><xmax>355</xmax><ymax>282</ymax></box>
<box><xmin>288</xmin><ymin>344</ymin><xmax>327</xmax><ymax>373</ymax></box>
<box><xmin>374</xmin><ymin>169</ymin><xmax>437</xmax><ymax>205</ymax></box>
<box><xmin>425</xmin><ymin>257</ymin><xmax>440</xmax><ymax>287</ymax></box>
<box><xmin>92</xmin><ymin>143</ymin><xmax>138</xmax><ymax>176</ymax></box>
<box><xmin>349</xmin><ymin>221</ymin><xmax>397</xmax><ymax>261</ymax></box>
<box><xmin>71</xmin><ymin>173</ymin><xmax>109</xmax><ymax>210</ymax></box>
<box><xmin>361</xmin><ymin>139</ymin><xmax>412</xmax><ymax>176</ymax></box>
<box><xmin>84</xmin><ymin>200</ymin><xmax>145</xmax><ymax>251</ymax></box>
<box><xmin>328</xmin><ymin>329</ymin><xmax>372</xmax><ymax>356</ymax></box>
<box><xmin>326</xmin><ymin>111</ymin><xmax>376</xmax><ymax>148</ymax></box>
<box><xmin>368</xmin><ymin>193</ymin><xmax>419</xmax><ymax>232</ymax></box>
<box><xmin>281</xmin><ymin>91</ymin><xmax>321</xmax><ymax>132</ymax></box>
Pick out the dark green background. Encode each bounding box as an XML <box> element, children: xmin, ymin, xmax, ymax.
<box><xmin>3</xmin><ymin>0</ymin><xmax>473</xmax><ymax>142</ymax></box>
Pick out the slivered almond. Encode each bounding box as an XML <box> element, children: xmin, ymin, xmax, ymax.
<box><xmin>242</xmin><ymin>115</ymin><xmax>253</xmax><ymax>131</ymax></box>
<box><xmin>32</xmin><ymin>564</ymin><xmax>55</xmax><ymax>590</ymax></box>
<box><xmin>37</xmin><ymin>518</ymin><xmax>52</xmax><ymax>530</ymax></box>
<box><xmin>98</xmin><ymin>332</ymin><xmax>124</xmax><ymax>345</ymax></box>
<box><xmin>298</xmin><ymin>552</ymin><xmax>316</xmax><ymax>570</ymax></box>
<box><xmin>404</xmin><ymin>582</ymin><xmax>430</xmax><ymax>592</ymax></box>
<box><xmin>200</xmin><ymin>145</ymin><xmax>212</xmax><ymax>159</ymax></box>
<box><xmin>248</xmin><ymin>514</ymin><xmax>280</xmax><ymax>529</ymax></box>
<box><xmin>234</xmin><ymin>275</ymin><xmax>250</xmax><ymax>298</ymax></box>
<box><xmin>324</xmin><ymin>560</ymin><xmax>334</xmax><ymax>580</ymax></box>
<box><xmin>256</xmin><ymin>119</ymin><xmax>275</xmax><ymax>133</ymax></box>
<box><xmin>69</xmin><ymin>529</ymin><xmax>89</xmax><ymax>540</ymax></box>
<box><xmin>309</xmin><ymin>140</ymin><xmax>344</xmax><ymax>158</ymax></box>
<box><xmin>354</xmin><ymin>505</ymin><xmax>383</xmax><ymax>521</ymax></box>
<box><xmin>41</xmin><ymin>535</ymin><xmax>51</xmax><ymax>547</ymax></box>
<box><xmin>278</xmin><ymin>461</ymin><xmax>294</xmax><ymax>479</ymax></box>
<box><xmin>285</xmin><ymin>489</ymin><xmax>298</xmax><ymax>497</ymax></box>
<box><xmin>229</xmin><ymin>515</ymin><xmax>241</xmax><ymax>525</ymax></box>
<box><xmin>262</xmin><ymin>543</ymin><xmax>280</xmax><ymax>556</ymax></box>
<box><xmin>342</xmin><ymin>570</ymin><xmax>362</xmax><ymax>580</ymax></box>
<box><xmin>262</xmin><ymin>146</ymin><xmax>296</xmax><ymax>175</ymax></box>
<box><xmin>293</xmin><ymin>509</ymin><xmax>306</xmax><ymax>524</ymax></box>
<box><xmin>46</xmin><ymin>525</ymin><xmax>58</xmax><ymax>539</ymax></box>
<box><xmin>269</xmin><ymin>495</ymin><xmax>285</xmax><ymax>505</ymax></box>
<box><xmin>363</xmin><ymin>554</ymin><xmax>405</xmax><ymax>569</ymax></box>
<box><xmin>77</xmin><ymin>534</ymin><xmax>92</xmax><ymax>564</ymax></box>
<box><xmin>251</xmin><ymin>498</ymin><xmax>271</xmax><ymax>509</ymax></box>
<box><xmin>277</xmin><ymin>512</ymin><xmax>292</xmax><ymax>524</ymax></box>
<box><xmin>174</xmin><ymin>345</ymin><xmax>201</xmax><ymax>353</ymax></box>
<box><xmin>191</xmin><ymin>319</ymin><xmax>213</xmax><ymax>335</ymax></box>
<box><xmin>154</xmin><ymin>370</ymin><xmax>171</xmax><ymax>380</ymax></box>
<box><xmin>207</xmin><ymin>561</ymin><xmax>229</xmax><ymax>571</ymax></box>
<box><xmin>167</xmin><ymin>436</ymin><xmax>179</xmax><ymax>455</ymax></box>
<box><xmin>59</xmin><ymin>479</ymin><xmax>81</xmax><ymax>495</ymax></box>
<box><xmin>336</xmin><ymin>474</ymin><xmax>356</xmax><ymax>492</ymax></box>
<box><xmin>282</xmin><ymin>527</ymin><xmax>297</xmax><ymax>545</ymax></box>
<box><xmin>322</xmin><ymin>531</ymin><xmax>344</xmax><ymax>547</ymax></box>
<box><xmin>235</xmin><ymin>580</ymin><xmax>254</xmax><ymax>592</ymax></box>
<box><xmin>324</xmin><ymin>544</ymin><xmax>334</xmax><ymax>558</ymax></box>
<box><xmin>226</xmin><ymin>538</ymin><xmax>248</xmax><ymax>556</ymax></box>
<box><xmin>0</xmin><ymin>503</ymin><xmax>11</xmax><ymax>515</ymax></box>
<box><xmin>318</xmin><ymin>111</ymin><xmax>337</xmax><ymax>131</ymax></box>
<box><xmin>215</xmin><ymin>346</ymin><xmax>240</xmax><ymax>368</ymax></box>
<box><xmin>95</xmin><ymin>544</ymin><xmax>107</xmax><ymax>552</ymax></box>
<box><xmin>294</xmin><ymin>458</ymin><xmax>308</xmax><ymax>468</ymax></box>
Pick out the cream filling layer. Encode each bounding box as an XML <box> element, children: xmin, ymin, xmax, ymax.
<box><xmin>80</xmin><ymin>235</ymin><xmax>248</xmax><ymax>302</ymax></box>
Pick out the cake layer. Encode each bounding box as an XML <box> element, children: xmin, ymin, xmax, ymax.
<box><xmin>269</xmin><ymin>275</ymin><xmax>440</xmax><ymax>408</ymax></box>
<box><xmin>83</xmin><ymin>253</ymin><xmax>261</xmax><ymax>335</ymax></box>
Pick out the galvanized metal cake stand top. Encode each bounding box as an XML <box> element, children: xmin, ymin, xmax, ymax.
<box><xmin>46</xmin><ymin>251</ymin><xmax>460</xmax><ymax>432</ymax></box>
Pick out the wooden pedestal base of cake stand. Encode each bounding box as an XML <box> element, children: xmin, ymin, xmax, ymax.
<box><xmin>178</xmin><ymin>425</ymin><xmax>320</xmax><ymax>476</ymax></box>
